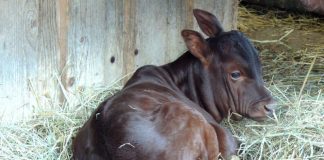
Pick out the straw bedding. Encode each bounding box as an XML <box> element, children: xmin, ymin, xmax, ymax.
<box><xmin>230</xmin><ymin>5</ymin><xmax>324</xmax><ymax>159</ymax></box>
<box><xmin>0</xmin><ymin>5</ymin><xmax>323</xmax><ymax>160</ymax></box>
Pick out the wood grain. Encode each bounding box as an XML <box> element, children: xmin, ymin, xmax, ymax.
<box><xmin>0</xmin><ymin>0</ymin><xmax>238</xmax><ymax>121</ymax></box>
<box><xmin>0</xmin><ymin>0</ymin><xmax>60</xmax><ymax>121</ymax></box>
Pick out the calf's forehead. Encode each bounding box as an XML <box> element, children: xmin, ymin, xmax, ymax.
<box><xmin>210</xmin><ymin>31</ymin><xmax>263</xmax><ymax>79</ymax></box>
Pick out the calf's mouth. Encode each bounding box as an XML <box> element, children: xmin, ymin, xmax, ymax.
<box><xmin>248</xmin><ymin>98</ymin><xmax>276</xmax><ymax>122</ymax></box>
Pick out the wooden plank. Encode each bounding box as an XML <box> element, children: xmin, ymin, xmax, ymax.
<box><xmin>31</xmin><ymin>0</ymin><xmax>60</xmax><ymax>111</ymax></box>
<box><xmin>164</xmin><ymin>0</ymin><xmax>194</xmax><ymax>62</ymax></box>
<box><xmin>130</xmin><ymin>0</ymin><xmax>195</xmax><ymax>67</ymax></box>
<box><xmin>121</xmin><ymin>0</ymin><xmax>137</xmax><ymax>80</ymax></box>
<box><xmin>67</xmin><ymin>0</ymin><xmax>123</xmax><ymax>92</ymax></box>
<box><xmin>0</xmin><ymin>0</ymin><xmax>33</xmax><ymax>121</ymax></box>
<box><xmin>0</xmin><ymin>0</ymin><xmax>60</xmax><ymax>122</ymax></box>
<box><xmin>102</xmin><ymin>0</ymin><xmax>125</xmax><ymax>85</ymax></box>
<box><xmin>57</xmin><ymin>0</ymin><xmax>69</xmax><ymax>102</ymax></box>
<box><xmin>194</xmin><ymin>0</ymin><xmax>238</xmax><ymax>31</ymax></box>
<box><xmin>221</xmin><ymin>0</ymin><xmax>239</xmax><ymax>30</ymax></box>
<box><xmin>133</xmin><ymin>0</ymin><xmax>168</xmax><ymax>67</ymax></box>
<box><xmin>0</xmin><ymin>0</ymin><xmax>238</xmax><ymax>121</ymax></box>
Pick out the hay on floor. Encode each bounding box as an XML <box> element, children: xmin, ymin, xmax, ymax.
<box><xmin>228</xmin><ymin>5</ymin><xmax>324</xmax><ymax>159</ymax></box>
<box><xmin>0</xmin><ymin>5</ymin><xmax>323</xmax><ymax>160</ymax></box>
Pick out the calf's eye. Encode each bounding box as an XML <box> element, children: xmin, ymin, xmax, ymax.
<box><xmin>230</xmin><ymin>71</ymin><xmax>241</xmax><ymax>80</ymax></box>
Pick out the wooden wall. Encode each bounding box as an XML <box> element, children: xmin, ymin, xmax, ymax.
<box><xmin>0</xmin><ymin>0</ymin><xmax>238</xmax><ymax>122</ymax></box>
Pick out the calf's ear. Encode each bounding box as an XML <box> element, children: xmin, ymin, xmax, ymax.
<box><xmin>181</xmin><ymin>30</ymin><xmax>209</xmax><ymax>66</ymax></box>
<box><xmin>193</xmin><ymin>9</ymin><xmax>223</xmax><ymax>37</ymax></box>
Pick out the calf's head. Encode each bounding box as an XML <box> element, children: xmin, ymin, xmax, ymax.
<box><xmin>182</xmin><ymin>9</ymin><xmax>274</xmax><ymax>121</ymax></box>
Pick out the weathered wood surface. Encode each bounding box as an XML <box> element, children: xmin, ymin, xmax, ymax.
<box><xmin>0</xmin><ymin>0</ymin><xmax>238</xmax><ymax>122</ymax></box>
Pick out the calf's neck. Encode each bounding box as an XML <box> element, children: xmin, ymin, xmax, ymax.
<box><xmin>73</xmin><ymin>9</ymin><xmax>274</xmax><ymax>160</ymax></box>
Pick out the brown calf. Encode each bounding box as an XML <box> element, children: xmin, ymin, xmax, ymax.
<box><xmin>73</xmin><ymin>9</ymin><xmax>274</xmax><ymax>160</ymax></box>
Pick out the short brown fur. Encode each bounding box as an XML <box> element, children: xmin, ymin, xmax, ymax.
<box><xmin>73</xmin><ymin>9</ymin><xmax>274</xmax><ymax>160</ymax></box>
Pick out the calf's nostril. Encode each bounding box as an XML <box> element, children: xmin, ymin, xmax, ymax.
<box><xmin>264</xmin><ymin>106</ymin><xmax>271</xmax><ymax>112</ymax></box>
<box><xmin>264</xmin><ymin>106</ymin><xmax>274</xmax><ymax>118</ymax></box>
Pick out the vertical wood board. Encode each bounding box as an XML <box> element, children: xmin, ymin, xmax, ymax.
<box><xmin>0</xmin><ymin>0</ymin><xmax>238</xmax><ymax>122</ymax></box>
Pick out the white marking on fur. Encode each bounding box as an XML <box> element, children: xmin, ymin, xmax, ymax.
<box><xmin>95</xmin><ymin>113</ymin><xmax>100</xmax><ymax>120</ymax></box>
<box><xmin>118</xmin><ymin>143</ymin><xmax>135</xmax><ymax>149</ymax></box>
<box><xmin>128</xmin><ymin>105</ymin><xmax>137</xmax><ymax>110</ymax></box>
